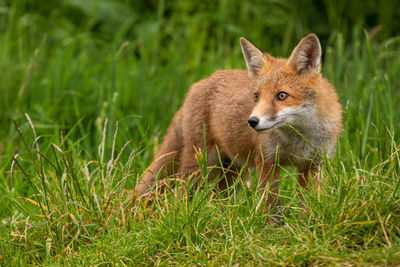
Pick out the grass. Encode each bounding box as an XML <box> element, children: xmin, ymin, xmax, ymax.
<box><xmin>1</xmin><ymin>0</ymin><xmax>400</xmax><ymax>265</ymax></box>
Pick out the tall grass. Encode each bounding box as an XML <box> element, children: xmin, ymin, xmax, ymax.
<box><xmin>0</xmin><ymin>0</ymin><xmax>399</xmax><ymax>265</ymax></box>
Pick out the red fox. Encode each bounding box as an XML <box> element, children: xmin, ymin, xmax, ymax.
<box><xmin>137</xmin><ymin>34</ymin><xmax>342</xmax><ymax>211</ymax></box>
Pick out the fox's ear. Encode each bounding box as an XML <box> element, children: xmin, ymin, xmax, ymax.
<box><xmin>287</xmin><ymin>34</ymin><xmax>321</xmax><ymax>76</ymax></box>
<box><xmin>240</xmin><ymin>37</ymin><xmax>269</xmax><ymax>78</ymax></box>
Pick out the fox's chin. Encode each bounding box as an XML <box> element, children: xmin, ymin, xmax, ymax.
<box><xmin>254</xmin><ymin>127</ymin><xmax>275</xmax><ymax>133</ymax></box>
<box><xmin>253</xmin><ymin>121</ymin><xmax>284</xmax><ymax>133</ymax></box>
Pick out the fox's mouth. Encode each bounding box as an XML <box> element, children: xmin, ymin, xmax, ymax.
<box><xmin>253</xmin><ymin>120</ymin><xmax>285</xmax><ymax>132</ymax></box>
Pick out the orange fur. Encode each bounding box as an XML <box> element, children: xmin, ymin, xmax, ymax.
<box><xmin>138</xmin><ymin>34</ymin><xmax>342</xmax><ymax>212</ymax></box>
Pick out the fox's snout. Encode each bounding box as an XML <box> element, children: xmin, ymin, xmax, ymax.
<box><xmin>248</xmin><ymin>113</ymin><xmax>286</xmax><ymax>132</ymax></box>
<box><xmin>248</xmin><ymin>116</ymin><xmax>259</xmax><ymax>128</ymax></box>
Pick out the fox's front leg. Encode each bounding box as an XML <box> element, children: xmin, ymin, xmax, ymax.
<box><xmin>298</xmin><ymin>165</ymin><xmax>320</xmax><ymax>191</ymax></box>
<box><xmin>255</xmin><ymin>156</ymin><xmax>281</xmax><ymax>214</ymax></box>
<box><xmin>297</xmin><ymin>165</ymin><xmax>320</xmax><ymax>213</ymax></box>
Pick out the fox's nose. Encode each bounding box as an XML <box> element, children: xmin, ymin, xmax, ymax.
<box><xmin>248</xmin><ymin>116</ymin><xmax>259</xmax><ymax>128</ymax></box>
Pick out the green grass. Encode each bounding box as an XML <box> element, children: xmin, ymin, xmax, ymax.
<box><xmin>1</xmin><ymin>0</ymin><xmax>400</xmax><ymax>265</ymax></box>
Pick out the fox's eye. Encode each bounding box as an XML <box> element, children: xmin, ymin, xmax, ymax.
<box><xmin>254</xmin><ymin>92</ymin><xmax>259</xmax><ymax>102</ymax></box>
<box><xmin>276</xmin><ymin>91</ymin><xmax>289</xmax><ymax>101</ymax></box>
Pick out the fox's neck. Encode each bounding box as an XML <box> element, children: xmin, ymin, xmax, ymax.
<box><xmin>265</xmin><ymin>119</ymin><xmax>335</xmax><ymax>166</ymax></box>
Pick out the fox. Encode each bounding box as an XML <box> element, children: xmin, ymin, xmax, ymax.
<box><xmin>137</xmin><ymin>34</ymin><xmax>342</xmax><ymax>212</ymax></box>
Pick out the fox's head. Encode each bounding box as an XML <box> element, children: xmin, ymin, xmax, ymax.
<box><xmin>240</xmin><ymin>34</ymin><xmax>324</xmax><ymax>133</ymax></box>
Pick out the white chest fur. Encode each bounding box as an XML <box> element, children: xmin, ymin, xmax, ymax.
<box><xmin>264</xmin><ymin>121</ymin><xmax>335</xmax><ymax>168</ymax></box>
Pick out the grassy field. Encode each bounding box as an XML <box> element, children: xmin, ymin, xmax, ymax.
<box><xmin>1</xmin><ymin>0</ymin><xmax>400</xmax><ymax>265</ymax></box>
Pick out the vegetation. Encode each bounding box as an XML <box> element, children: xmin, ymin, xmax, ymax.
<box><xmin>0</xmin><ymin>0</ymin><xmax>399</xmax><ymax>265</ymax></box>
